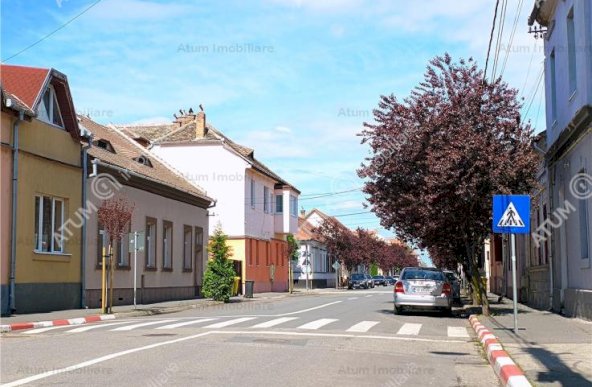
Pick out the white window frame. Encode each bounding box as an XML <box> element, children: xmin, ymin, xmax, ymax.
<box><xmin>35</xmin><ymin>195</ymin><xmax>65</xmax><ymax>253</ymax></box>
<box><xmin>183</xmin><ymin>225</ymin><xmax>192</xmax><ymax>270</ymax></box>
<box><xmin>146</xmin><ymin>218</ymin><xmax>156</xmax><ymax>268</ymax></box>
<box><xmin>566</xmin><ymin>7</ymin><xmax>577</xmax><ymax>95</ymax></box>
<box><xmin>38</xmin><ymin>85</ymin><xmax>64</xmax><ymax>128</ymax></box>
<box><xmin>163</xmin><ymin>221</ymin><xmax>173</xmax><ymax>270</ymax></box>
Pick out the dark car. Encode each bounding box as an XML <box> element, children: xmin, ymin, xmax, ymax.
<box><xmin>365</xmin><ymin>274</ymin><xmax>375</xmax><ymax>288</ymax></box>
<box><xmin>372</xmin><ymin>275</ymin><xmax>387</xmax><ymax>286</ymax></box>
<box><xmin>385</xmin><ymin>276</ymin><xmax>396</xmax><ymax>285</ymax></box>
<box><xmin>348</xmin><ymin>273</ymin><xmax>368</xmax><ymax>289</ymax></box>
<box><xmin>443</xmin><ymin>270</ymin><xmax>461</xmax><ymax>303</ymax></box>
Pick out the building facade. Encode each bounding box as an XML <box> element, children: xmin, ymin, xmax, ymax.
<box><xmin>79</xmin><ymin>116</ymin><xmax>213</xmax><ymax>307</ymax></box>
<box><xmin>1</xmin><ymin>65</ymin><xmax>83</xmax><ymax>314</ymax></box>
<box><xmin>529</xmin><ymin>0</ymin><xmax>592</xmax><ymax>319</ymax></box>
<box><xmin>118</xmin><ymin>111</ymin><xmax>300</xmax><ymax>294</ymax></box>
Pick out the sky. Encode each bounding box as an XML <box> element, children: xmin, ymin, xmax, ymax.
<box><xmin>1</xmin><ymin>0</ymin><xmax>546</xmax><ymax>264</ymax></box>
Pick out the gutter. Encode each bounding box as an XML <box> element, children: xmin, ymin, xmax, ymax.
<box><xmin>80</xmin><ymin>134</ymin><xmax>93</xmax><ymax>308</ymax></box>
<box><xmin>9</xmin><ymin>110</ymin><xmax>24</xmax><ymax>314</ymax></box>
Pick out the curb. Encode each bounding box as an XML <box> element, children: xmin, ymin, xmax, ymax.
<box><xmin>469</xmin><ymin>315</ymin><xmax>532</xmax><ymax>387</ymax></box>
<box><xmin>0</xmin><ymin>314</ymin><xmax>115</xmax><ymax>333</ymax></box>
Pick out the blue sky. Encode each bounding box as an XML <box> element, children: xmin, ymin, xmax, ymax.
<box><xmin>1</xmin><ymin>0</ymin><xmax>546</xmax><ymax>261</ymax></box>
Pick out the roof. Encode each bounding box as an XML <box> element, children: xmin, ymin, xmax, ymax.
<box><xmin>297</xmin><ymin>208</ymin><xmax>349</xmax><ymax>241</ymax></box>
<box><xmin>1</xmin><ymin>89</ymin><xmax>35</xmax><ymax>116</ymax></box>
<box><xmin>0</xmin><ymin>64</ymin><xmax>49</xmax><ymax>110</ymax></box>
<box><xmin>116</xmin><ymin>117</ymin><xmax>300</xmax><ymax>193</ymax></box>
<box><xmin>0</xmin><ymin>64</ymin><xmax>79</xmax><ymax>139</ymax></box>
<box><xmin>79</xmin><ymin>115</ymin><xmax>213</xmax><ymax>207</ymax></box>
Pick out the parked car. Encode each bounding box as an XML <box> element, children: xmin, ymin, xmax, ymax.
<box><xmin>365</xmin><ymin>274</ymin><xmax>375</xmax><ymax>288</ymax></box>
<box><xmin>443</xmin><ymin>270</ymin><xmax>461</xmax><ymax>303</ymax></box>
<box><xmin>385</xmin><ymin>276</ymin><xmax>396</xmax><ymax>285</ymax></box>
<box><xmin>348</xmin><ymin>273</ymin><xmax>368</xmax><ymax>289</ymax></box>
<box><xmin>393</xmin><ymin>267</ymin><xmax>452</xmax><ymax>315</ymax></box>
<box><xmin>372</xmin><ymin>275</ymin><xmax>387</xmax><ymax>286</ymax></box>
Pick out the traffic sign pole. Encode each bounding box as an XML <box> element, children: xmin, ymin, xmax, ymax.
<box><xmin>133</xmin><ymin>231</ymin><xmax>137</xmax><ymax>309</ymax></box>
<box><xmin>511</xmin><ymin>233</ymin><xmax>518</xmax><ymax>334</ymax></box>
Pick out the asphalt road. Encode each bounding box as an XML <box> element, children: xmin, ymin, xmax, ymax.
<box><xmin>0</xmin><ymin>287</ymin><xmax>499</xmax><ymax>386</ymax></box>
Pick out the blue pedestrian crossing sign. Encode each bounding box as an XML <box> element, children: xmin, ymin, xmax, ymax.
<box><xmin>492</xmin><ymin>195</ymin><xmax>530</xmax><ymax>234</ymax></box>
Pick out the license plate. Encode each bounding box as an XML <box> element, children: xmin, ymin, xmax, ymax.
<box><xmin>413</xmin><ymin>286</ymin><xmax>432</xmax><ymax>294</ymax></box>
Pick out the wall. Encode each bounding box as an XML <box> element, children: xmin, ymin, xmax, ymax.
<box><xmin>1</xmin><ymin>113</ymin><xmax>14</xmax><ymax>315</ymax></box>
<box><xmin>85</xmin><ymin>183</ymin><xmax>209</xmax><ymax>307</ymax></box>
<box><xmin>544</xmin><ymin>0</ymin><xmax>592</xmax><ymax>146</ymax></box>
<box><xmin>244</xmin><ymin>169</ymin><xmax>275</xmax><ymax>240</ymax></box>
<box><xmin>244</xmin><ymin>237</ymin><xmax>288</xmax><ymax>293</ymax></box>
<box><xmin>13</xmin><ymin>118</ymin><xmax>82</xmax><ymax>313</ymax></box>
<box><xmin>151</xmin><ymin>143</ymin><xmax>247</xmax><ymax>237</ymax></box>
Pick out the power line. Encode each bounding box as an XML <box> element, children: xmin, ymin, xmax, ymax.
<box><xmin>299</xmin><ymin>187</ymin><xmax>362</xmax><ymax>198</ymax></box>
<box><xmin>332</xmin><ymin>211</ymin><xmax>372</xmax><ymax>218</ymax></box>
<box><xmin>491</xmin><ymin>0</ymin><xmax>508</xmax><ymax>80</ymax></box>
<box><xmin>500</xmin><ymin>0</ymin><xmax>524</xmax><ymax>78</ymax></box>
<box><xmin>523</xmin><ymin>66</ymin><xmax>544</xmax><ymax>120</ymax></box>
<box><xmin>1</xmin><ymin>0</ymin><xmax>103</xmax><ymax>63</ymax></box>
<box><xmin>484</xmin><ymin>0</ymin><xmax>501</xmax><ymax>83</ymax></box>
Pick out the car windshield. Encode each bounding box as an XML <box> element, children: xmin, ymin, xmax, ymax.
<box><xmin>445</xmin><ymin>272</ymin><xmax>456</xmax><ymax>281</ymax></box>
<box><xmin>373</xmin><ymin>276</ymin><xmax>384</xmax><ymax>279</ymax></box>
<box><xmin>351</xmin><ymin>274</ymin><xmax>364</xmax><ymax>280</ymax></box>
<box><xmin>401</xmin><ymin>270</ymin><xmax>444</xmax><ymax>281</ymax></box>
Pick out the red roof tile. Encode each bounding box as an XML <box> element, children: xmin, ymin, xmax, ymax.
<box><xmin>0</xmin><ymin>64</ymin><xmax>49</xmax><ymax>110</ymax></box>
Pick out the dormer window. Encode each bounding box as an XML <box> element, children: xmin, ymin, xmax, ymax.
<box><xmin>134</xmin><ymin>155</ymin><xmax>153</xmax><ymax>167</ymax></box>
<box><xmin>37</xmin><ymin>85</ymin><xmax>64</xmax><ymax>128</ymax></box>
<box><xmin>93</xmin><ymin>139</ymin><xmax>115</xmax><ymax>153</ymax></box>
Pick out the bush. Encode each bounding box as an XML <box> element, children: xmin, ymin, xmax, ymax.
<box><xmin>202</xmin><ymin>227</ymin><xmax>236</xmax><ymax>302</ymax></box>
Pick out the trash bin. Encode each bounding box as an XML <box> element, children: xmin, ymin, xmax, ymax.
<box><xmin>232</xmin><ymin>276</ymin><xmax>240</xmax><ymax>296</ymax></box>
<box><xmin>245</xmin><ymin>280</ymin><xmax>254</xmax><ymax>298</ymax></box>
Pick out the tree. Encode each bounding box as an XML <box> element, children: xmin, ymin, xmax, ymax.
<box><xmin>286</xmin><ymin>233</ymin><xmax>300</xmax><ymax>293</ymax></box>
<box><xmin>202</xmin><ymin>227</ymin><xmax>236</xmax><ymax>302</ymax></box>
<box><xmin>358</xmin><ymin>54</ymin><xmax>539</xmax><ymax>314</ymax></box>
<box><xmin>97</xmin><ymin>196</ymin><xmax>134</xmax><ymax>313</ymax></box>
<box><xmin>313</xmin><ymin>218</ymin><xmax>358</xmax><ymax>272</ymax></box>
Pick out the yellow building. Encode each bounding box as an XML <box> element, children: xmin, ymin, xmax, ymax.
<box><xmin>1</xmin><ymin>64</ymin><xmax>82</xmax><ymax>314</ymax></box>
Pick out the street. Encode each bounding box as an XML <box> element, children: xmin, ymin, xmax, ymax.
<box><xmin>1</xmin><ymin>290</ymin><xmax>499</xmax><ymax>387</ymax></box>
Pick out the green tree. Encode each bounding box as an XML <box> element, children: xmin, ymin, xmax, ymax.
<box><xmin>286</xmin><ymin>234</ymin><xmax>300</xmax><ymax>293</ymax></box>
<box><xmin>202</xmin><ymin>227</ymin><xmax>236</xmax><ymax>302</ymax></box>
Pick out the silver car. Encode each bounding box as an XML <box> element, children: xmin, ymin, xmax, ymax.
<box><xmin>393</xmin><ymin>267</ymin><xmax>452</xmax><ymax>315</ymax></box>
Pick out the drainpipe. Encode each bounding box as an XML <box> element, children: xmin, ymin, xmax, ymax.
<box><xmin>9</xmin><ymin>110</ymin><xmax>24</xmax><ymax>314</ymax></box>
<box><xmin>80</xmin><ymin>134</ymin><xmax>93</xmax><ymax>308</ymax></box>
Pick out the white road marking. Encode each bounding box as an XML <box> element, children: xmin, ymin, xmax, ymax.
<box><xmin>67</xmin><ymin>321</ymin><xmax>133</xmax><ymax>333</ymax></box>
<box><xmin>365</xmin><ymin>295</ymin><xmax>373</xmax><ymax>298</ymax></box>
<box><xmin>20</xmin><ymin>326</ymin><xmax>72</xmax><ymax>334</ymax></box>
<box><xmin>447</xmin><ymin>326</ymin><xmax>470</xmax><ymax>338</ymax></box>
<box><xmin>297</xmin><ymin>318</ymin><xmax>338</xmax><ymax>330</ymax></box>
<box><xmin>346</xmin><ymin>321</ymin><xmax>379</xmax><ymax>333</ymax></box>
<box><xmin>251</xmin><ymin>317</ymin><xmax>298</xmax><ymax>328</ymax></box>
<box><xmin>203</xmin><ymin>317</ymin><xmax>256</xmax><ymax>329</ymax></box>
<box><xmin>278</xmin><ymin>301</ymin><xmax>342</xmax><ymax>316</ymax></box>
<box><xmin>396</xmin><ymin>323</ymin><xmax>422</xmax><ymax>336</ymax></box>
<box><xmin>155</xmin><ymin>318</ymin><xmax>217</xmax><ymax>329</ymax></box>
<box><xmin>347</xmin><ymin>297</ymin><xmax>359</xmax><ymax>300</ymax></box>
<box><xmin>111</xmin><ymin>319</ymin><xmax>178</xmax><ymax>331</ymax></box>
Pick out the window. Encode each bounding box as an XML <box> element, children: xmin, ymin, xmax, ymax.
<box><xmin>145</xmin><ymin>217</ymin><xmax>157</xmax><ymax>269</ymax></box>
<box><xmin>579</xmin><ymin>169</ymin><xmax>590</xmax><ymax>259</ymax></box>
<box><xmin>250</xmin><ymin>179</ymin><xmax>255</xmax><ymax>208</ymax></box>
<box><xmin>289</xmin><ymin>195</ymin><xmax>298</xmax><ymax>217</ymax></box>
<box><xmin>34</xmin><ymin>195</ymin><xmax>65</xmax><ymax>253</ymax></box>
<box><xmin>275</xmin><ymin>195</ymin><xmax>283</xmax><ymax>213</ymax></box>
<box><xmin>163</xmin><ymin>221</ymin><xmax>173</xmax><ymax>270</ymax></box>
<box><xmin>194</xmin><ymin>227</ymin><xmax>204</xmax><ymax>274</ymax></box>
<box><xmin>543</xmin><ymin>204</ymin><xmax>549</xmax><ymax>265</ymax></box>
<box><xmin>264</xmin><ymin>187</ymin><xmax>270</xmax><ymax>213</ymax></box>
<box><xmin>37</xmin><ymin>86</ymin><xmax>64</xmax><ymax>128</ymax></box>
<box><xmin>183</xmin><ymin>225</ymin><xmax>192</xmax><ymax>271</ymax></box>
<box><xmin>550</xmin><ymin>49</ymin><xmax>558</xmax><ymax>122</ymax></box>
<box><xmin>567</xmin><ymin>8</ymin><xmax>577</xmax><ymax>94</ymax></box>
<box><xmin>117</xmin><ymin>223</ymin><xmax>130</xmax><ymax>267</ymax></box>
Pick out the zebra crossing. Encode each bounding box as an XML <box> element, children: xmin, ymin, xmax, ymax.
<box><xmin>16</xmin><ymin>317</ymin><xmax>471</xmax><ymax>338</ymax></box>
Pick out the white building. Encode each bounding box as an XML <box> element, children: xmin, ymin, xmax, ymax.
<box><xmin>118</xmin><ymin>111</ymin><xmax>300</xmax><ymax>293</ymax></box>
<box><xmin>529</xmin><ymin>0</ymin><xmax>592</xmax><ymax>319</ymax></box>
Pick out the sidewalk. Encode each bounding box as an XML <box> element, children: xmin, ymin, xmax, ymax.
<box><xmin>476</xmin><ymin>294</ymin><xmax>592</xmax><ymax>386</ymax></box>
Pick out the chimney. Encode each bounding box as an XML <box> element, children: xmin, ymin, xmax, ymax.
<box><xmin>300</xmin><ymin>208</ymin><xmax>306</xmax><ymax>218</ymax></box>
<box><xmin>195</xmin><ymin>111</ymin><xmax>206</xmax><ymax>139</ymax></box>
